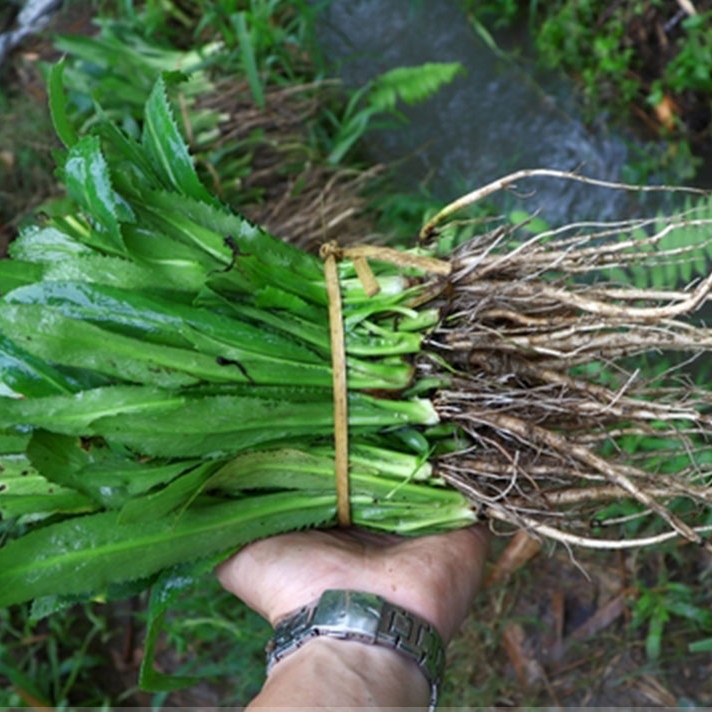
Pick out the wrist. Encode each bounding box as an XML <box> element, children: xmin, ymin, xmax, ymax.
<box><xmin>256</xmin><ymin>636</ymin><xmax>430</xmax><ymax>709</ymax></box>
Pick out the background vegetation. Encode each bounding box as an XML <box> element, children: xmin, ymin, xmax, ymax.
<box><xmin>466</xmin><ymin>0</ymin><xmax>712</xmax><ymax>184</ymax></box>
<box><xmin>1</xmin><ymin>0</ymin><xmax>711</xmax><ymax>707</ymax></box>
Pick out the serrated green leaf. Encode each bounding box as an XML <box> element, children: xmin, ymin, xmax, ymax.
<box><xmin>118</xmin><ymin>461</ymin><xmax>217</xmax><ymax>523</ymax></box>
<box><xmin>27</xmin><ymin>431</ymin><xmax>135</xmax><ymax>509</ymax></box>
<box><xmin>94</xmin><ymin>107</ymin><xmax>163</xmax><ymax>188</ymax></box>
<box><xmin>0</xmin><ymin>464</ymin><xmax>94</xmax><ymax>519</ymax></box>
<box><xmin>0</xmin><ymin>384</ymin><xmax>432</xmax><ymax>458</ymax></box>
<box><xmin>142</xmin><ymin>77</ymin><xmax>217</xmax><ymax>205</ymax></box>
<box><xmin>63</xmin><ymin>136</ymin><xmax>127</xmax><ymax>254</ymax></box>
<box><xmin>90</xmin><ymin>392</ymin><xmax>435</xmax><ymax>458</ymax></box>
<box><xmin>5</xmin><ymin>281</ymin><xmax>324</xmax><ymax>364</ymax></box>
<box><xmin>222</xmin><ymin>298</ymin><xmax>330</xmax><ymax>354</ymax></box>
<box><xmin>24</xmin><ymin>429</ymin><xmax>202</xmax><ymax>510</ymax></box>
<box><xmin>9</xmin><ymin>225</ymin><xmax>92</xmax><ymax>263</ymax></box>
<box><xmin>208</xmin><ymin>448</ymin><xmax>338</xmax><ymax>493</ymax></box>
<box><xmin>42</xmin><ymin>253</ymin><xmax>172</xmax><ymax>291</ymax></box>
<box><xmin>0</xmin><ymin>304</ymin><xmax>246</xmax><ymax>389</ymax></box>
<box><xmin>0</xmin><ymin>386</ymin><xmax>184</xmax><ymax>434</ymax></box>
<box><xmin>0</xmin><ymin>492</ymin><xmax>336</xmax><ymax>608</ymax></box>
<box><xmin>122</xmin><ymin>224</ymin><xmax>211</xmax><ymax>292</ymax></box>
<box><xmin>0</xmin><ymin>299</ymin><xmax>408</xmax><ymax>392</ymax></box>
<box><xmin>139</xmin><ymin>189</ymin><xmax>324</xmax><ymax>286</ymax></box>
<box><xmin>207</xmin><ymin>447</ymin><xmax>438</xmax><ymax>502</ymax></box>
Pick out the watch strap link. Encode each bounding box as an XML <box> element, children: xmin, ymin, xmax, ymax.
<box><xmin>266</xmin><ymin>589</ymin><xmax>445</xmax><ymax>711</ymax></box>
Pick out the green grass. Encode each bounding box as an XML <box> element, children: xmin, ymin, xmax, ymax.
<box><xmin>0</xmin><ymin>598</ymin><xmax>120</xmax><ymax>708</ymax></box>
<box><xmin>155</xmin><ymin>577</ymin><xmax>270</xmax><ymax>705</ymax></box>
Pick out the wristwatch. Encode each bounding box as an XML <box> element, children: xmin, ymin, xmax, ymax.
<box><xmin>266</xmin><ymin>589</ymin><xmax>445</xmax><ymax>711</ymax></box>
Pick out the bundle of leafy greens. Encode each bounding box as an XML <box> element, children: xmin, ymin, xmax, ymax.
<box><xmin>0</xmin><ymin>65</ymin><xmax>476</xmax><ymax>619</ymax></box>
<box><xmin>3</xmin><ymin>61</ymin><xmax>712</xmax><ymax>665</ymax></box>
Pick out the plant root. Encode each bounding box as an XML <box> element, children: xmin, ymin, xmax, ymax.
<box><xmin>195</xmin><ymin>78</ymin><xmax>383</xmax><ymax>251</ymax></box>
<box><xmin>424</xmin><ymin>174</ymin><xmax>712</xmax><ymax>550</ymax></box>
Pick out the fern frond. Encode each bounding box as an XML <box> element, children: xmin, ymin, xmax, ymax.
<box><xmin>368</xmin><ymin>62</ymin><xmax>465</xmax><ymax>112</ymax></box>
<box><xmin>610</xmin><ymin>196</ymin><xmax>712</xmax><ymax>289</ymax></box>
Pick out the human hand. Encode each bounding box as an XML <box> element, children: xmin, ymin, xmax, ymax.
<box><xmin>216</xmin><ymin>525</ymin><xmax>489</xmax><ymax>644</ymax></box>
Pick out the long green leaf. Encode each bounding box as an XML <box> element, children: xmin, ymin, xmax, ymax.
<box><xmin>0</xmin><ymin>259</ymin><xmax>45</xmax><ymax>293</ymax></box>
<box><xmin>26</xmin><ymin>431</ymin><xmax>201</xmax><ymax>510</ymax></box>
<box><xmin>122</xmin><ymin>224</ymin><xmax>212</xmax><ymax>292</ymax></box>
<box><xmin>233</xmin><ymin>11</ymin><xmax>265</xmax><ymax>109</ymax></box>
<box><xmin>118</xmin><ymin>461</ymin><xmax>217</xmax><ymax>523</ymax></box>
<box><xmin>0</xmin><ymin>304</ymin><xmax>258</xmax><ymax>388</ymax></box>
<box><xmin>91</xmin><ymin>392</ymin><xmax>435</xmax><ymax>458</ymax></box>
<box><xmin>6</xmin><ymin>281</ymin><xmax>324</xmax><ymax>364</ymax></box>
<box><xmin>208</xmin><ymin>448</ymin><xmax>450</xmax><ymax>505</ymax></box>
<box><xmin>142</xmin><ymin>77</ymin><xmax>217</xmax><ymax>205</ymax></box>
<box><xmin>47</xmin><ymin>58</ymin><xmax>78</xmax><ymax>148</ymax></box>
<box><xmin>0</xmin><ymin>386</ymin><xmax>185</xmax><ymax>432</ymax></box>
<box><xmin>0</xmin><ymin>467</ymin><xmax>94</xmax><ymax>519</ymax></box>
<box><xmin>0</xmin><ymin>334</ymin><xmax>78</xmax><ymax>397</ymax></box>
<box><xmin>0</xmin><ymin>492</ymin><xmax>336</xmax><ymax>608</ymax></box>
<box><xmin>0</xmin><ymin>383</ymin><xmax>435</xmax><ymax>457</ymax></box>
<box><xmin>139</xmin><ymin>189</ymin><xmax>324</xmax><ymax>286</ymax></box>
<box><xmin>2</xmin><ymin>288</ymin><xmax>411</xmax><ymax>389</ymax></box>
<box><xmin>41</xmin><ymin>253</ymin><xmax>175</xmax><ymax>291</ymax></box>
<box><xmin>63</xmin><ymin>136</ymin><xmax>127</xmax><ymax>254</ymax></box>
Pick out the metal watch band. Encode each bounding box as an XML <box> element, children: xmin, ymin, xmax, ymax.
<box><xmin>265</xmin><ymin>589</ymin><xmax>445</xmax><ymax>712</ymax></box>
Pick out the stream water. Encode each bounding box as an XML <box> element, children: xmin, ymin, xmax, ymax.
<box><xmin>314</xmin><ymin>0</ymin><xmax>685</xmax><ymax>226</ymax></box>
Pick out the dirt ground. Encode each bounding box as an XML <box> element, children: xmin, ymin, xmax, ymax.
<box><xmin>444</xmin><ymin>539</ymin><xmax>712</xmax><ymax>707</ymax></box>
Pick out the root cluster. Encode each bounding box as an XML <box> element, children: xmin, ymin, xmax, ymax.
<box><xmin>424</xmin><ymin>183</ymin><xmax>712</xmax><ymax>552</ymax></box>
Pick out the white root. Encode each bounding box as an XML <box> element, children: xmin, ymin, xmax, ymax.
<box><xmin>424</xmin><ymin>175</ymin><xmax>712</xmax><ymax>551</ymax></box>
<box><xmin>485</xmin><ymin>506</ymin><xmax>712</xmax><ymax>550</ymax></box>
<box><xmin>420</xmin><ymin>168</ymin><xmax>708</xmax><ymax>238</ymax></box>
